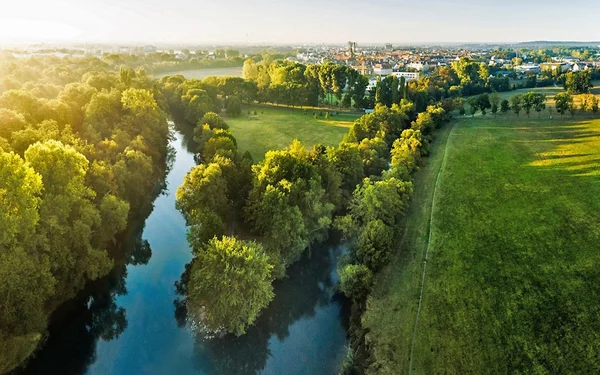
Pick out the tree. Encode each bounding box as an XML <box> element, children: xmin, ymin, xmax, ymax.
<box><xmin>500</xmin><ymin>99</ymin><xmax>510</xmax><ymax>114</ymax></box>
<box><xmin>522</xmin><ymin>92</ymin><xmax>537</xmax><ymax>117</ymax></box>
<box><xmin>339</xmin><ymin>264</ymin><xmax>373</xmax><ymax>301</ymax></box>
<box><xmin>467</xmin><ymin>97</ymin><xmax>478</xmax><ymax>117</ymax></box>
<box><xmin>337</xmin><ymin>176</ymin><xmax>413</xmax><ymax>271</ymax></box>
<box><xmin>532</xmin><ymin>93</ymin><xmax>547</xmax><ymax>116</ymax></box>
<box><xmin>245</xmin><ymin>141</ymin><xmax>335</xmax><ymax>277</ymax></box>
<box><xmin>242</xmin><ymin>59</ymin><xmax>259</xmax><ymax>81</ymax></box>
<box><xmin>226</xmin><ymin>96</ymin><xmax>242</xmax><ymax>117</ymax></box>
<box><xmin>176</xmin><ymin>162</ymin><xmax>229</xmax><ymax>247</ymax></box>
<box><xmin>358</xmin><ymin>137</ymin><xmax>389</xmax><ymax>177</ymax></box>
<box><xmin>187</xmin><ymin>236</ymin><xmax>274</xmax><ymax>336</ymax></box>
<box><xmin>355</xmin><ymin>219</ymin><xmax>394</xmax><ymax>271</ymax></box>
<box><xmin>25</xmin><ymin>140</ymin><xmax>116</xmax><ymax>302</ymax></box>
<box><xmin>490</xmin><ymin>93</ymin><xmax>500</xmax><ymax>117</ymax></box>
<box><xmin>555</xmin><ymin>92</ymin><xmax>573</xmax><ymax>117</ymax></box>
<box><xmin>374</xmin><ymin>76</ymin><xmax>382</xmax><ymax>105</ymax></box>
<box><xmin>476</xmin><ymin>93</ymin><xmax>491</xmax><ymax>116</ymax></box>
<box><xmin>563</xmin><ymin>70</ymin><xmax>592</xmax><ymax>94</ymax></box>
<box><xmin>391</xmin><ymin>75</ymin><xmax>399</xmax><ymax>104</ymax></box>
<box><xmin>0</xmin><ymin>108</ymin><xmax>28</xmax><ymax>140</ymax></box>
<box><xmin>510</xmin><ymin>95</ymin><xmax>523</xmax><ymax>116</ymax></box>
<box><xmin>0</xmin><ymin>151</ymin><xmax>54</xmax><ymax>347</ymax></box>
<box><xmin>200</xmin><ymin>112</ymin><xmax>228</xmax><ymax>129</ymax></box>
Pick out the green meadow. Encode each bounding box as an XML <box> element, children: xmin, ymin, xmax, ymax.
<box><xmin>226</xmin><ymin>105</ymin><xmax>360</xmax><ymax>160</ymax></box>
<box><xmin>364</xmin><ymin>116</ymin><xmax>600</xmax><ymax>374</ymax></box>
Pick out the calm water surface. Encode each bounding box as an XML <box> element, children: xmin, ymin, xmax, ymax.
<box><xmin>19</xmin><ymin>126</ymin><xmax>348</xmax><ymax>375</ymax></box>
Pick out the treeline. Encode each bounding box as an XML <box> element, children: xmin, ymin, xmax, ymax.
<box><xmin>461</xmin><ymin>91</ymin><xmax>599</xmax><ymax>118</ymax></box>
<box><xmin>168</xmin><ymin>69</ymin><xmax>450</xmax><ymax>346</ymax></box>
<box><xmin>242</xmin><ymin>59</ymin><xmax>370</xmax><ymax>108</ymax></box>
<box><xmin>0</xmin><ymin>57</ymin><xmax>170</xmax><ymax>372</ymax></box>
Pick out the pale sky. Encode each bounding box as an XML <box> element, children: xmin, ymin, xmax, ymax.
<box><xmin>0</xmin><ymin>0</ymin><xmax>599</xmax><ymax>45</ymax></box>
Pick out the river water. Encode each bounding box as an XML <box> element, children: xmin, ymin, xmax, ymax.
<box><xmin>18</xmin><ymin>126</ymin><xmax>348</xmax><ymax>375</ymax></box>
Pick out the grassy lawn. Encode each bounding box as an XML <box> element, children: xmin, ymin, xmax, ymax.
<box><xmin>225</xmin><ymin>105</ymin><xmax>360</xmax><ymax>160</ymax></box>
<box><xmin>364</xmin><ymin>116</ymin><xmax>600</xmax><ymax>374</ymax></box>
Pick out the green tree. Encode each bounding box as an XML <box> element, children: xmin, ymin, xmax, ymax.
<box><xmin>187</xmin><ymin>236</ymin><xmax>274</xmax><ymax>336</ymax></box>
<box><xmin>555</xmin><ymin>92</ymin><xmax>573</xmax><ymax>117</ymax></box>
<box><xmin>0</xmin><ymin>151</ymin><xmax>54</xmax><ymax>353</ymax></box>
<box><xmin>339</xmin><ymin>264</ymin><xmax>373</xmax><ymax>301</ymax></box>
<box><xmin>500</xmin><ymin>99</ymin><xmax>510</xmax><ymax>114</ymax></box>
<box><xmin>563</xmin><ymin>70</ymin><xmax>592</xmax><ymax>94</ymax></box>
<box><xmin>226</xmin><ymin>96</ymin><xmax>242</xmax><ymax>117</ymax></box>
<box><xmin>510</xmin><ymin>94</ymin><xmax>523</xmax><ymax>116</ymax></box>
<box><xmin>176</xmin><ymin>162</ymin><xmax>229</xmax><ymax>248</ymax></box>
<box><xmin>490</xmin><ymin>93</ymin><xmax>500</xmax><ymax>117</ymax></box>
<box><xmin>25</xmin><ymin>140</ymin><xmax>115</xmax><ymax>302</ymax></box>
<box><xmin>200</xmin><ymin>112</ymin><xmax>228</xmax><ymax>129</ymax></box>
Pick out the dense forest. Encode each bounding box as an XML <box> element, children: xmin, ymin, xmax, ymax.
<box><xmin>0</xmin><ymin>56</ymin><xmax>171</xmax><ymax>372</ymax></box>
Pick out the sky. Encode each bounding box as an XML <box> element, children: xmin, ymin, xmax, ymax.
<box><xmin>1</xmin><ymin>0</ymin><xmax>599</xmax><ymax>45</ymax></box>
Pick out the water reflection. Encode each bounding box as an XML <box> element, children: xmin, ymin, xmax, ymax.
<box><xmin>175</xmin><ymin>241</ymin><xmax>350</xmax><ymax>375</ymax></box>
<box><xmin>16</xmin><ymin>228</ymin><xmax>153</xmax><ymax>375</ymax></box>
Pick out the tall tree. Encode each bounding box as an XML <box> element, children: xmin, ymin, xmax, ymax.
<box><xmin>187</xmin><ymin>236</ymin><xmax>274</xmax><ymax>336</ymax></box>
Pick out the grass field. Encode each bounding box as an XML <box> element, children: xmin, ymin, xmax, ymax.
<box><xmin>225</xmin><ymin>105</ymin><xmax>360</xmax><ymax>160</ymax></box>
<box><xmin>363</xmin><ymin>116</ymin><xmax>600</xmax><ymax>374</ymax></box>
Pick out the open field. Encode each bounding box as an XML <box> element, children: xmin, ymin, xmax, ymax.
<box><xmin>364</xmin><ymin>116</ymin><xmax>600</xmax><ymax>374</ymax></box>
<box><xmin>226</xmin><ymin>105</ymin><xmax>360</xmax><ymax>160</ymax></box>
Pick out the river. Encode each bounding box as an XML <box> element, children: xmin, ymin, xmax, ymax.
<box><xmin>18</xmin><ymin>125</ymin><xmax>349</xmax><ymax>375</ymax></box>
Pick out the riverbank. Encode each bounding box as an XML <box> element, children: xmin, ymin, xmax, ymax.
<box><xmin>347</xmin><ymin>120</ymin><xmax>455</xmax><ymax>374</ymax></box>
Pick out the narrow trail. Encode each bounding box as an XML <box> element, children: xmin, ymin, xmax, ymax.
<box><xmin>408</xmin><ymin>121</ymin><xmax>457</xmax><ymax>375</ymax></box>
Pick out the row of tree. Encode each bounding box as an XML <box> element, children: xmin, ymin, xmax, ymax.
<box><xmin>462</xmin><ymin>91</ymin><xmax>599</xmax><ymax>118</ymax></box>
<box><xmin>0</xmin><ymin>59</ymin><xmax>171</xmax><ymax>372</ymax></box>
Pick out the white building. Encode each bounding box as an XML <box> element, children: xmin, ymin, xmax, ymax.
<box><xmin>392</xmin><ymin>71</ymin><xmax>420</xmax><ymax>82</ymax></box>
<box><xmin>406</xmin><ymin>62</ymin><xmax>431</xmax><ymax>72</ymax></box>
<box><xmin>515</xmin><ymin>64</ymin><xmax>541</xmax><ymax>74</ymax></box>
<box><xmin>373</xmin><ymin>63</ymin><xmax>393</xmax><ymax>76</ymax></box>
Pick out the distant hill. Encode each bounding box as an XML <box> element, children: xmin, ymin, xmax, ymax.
<box><xmin>512</xmin><ymin>41</ymin><xmax>600</xmax><ymax>48</ymax></box>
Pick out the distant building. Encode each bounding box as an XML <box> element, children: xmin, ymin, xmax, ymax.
<box><xmin>392</xmin><ymin>71</ymin><xmax>420</xmax><ymax>81</ymax></box>
<box><xmin>348</xmin><ymin>41</ymin><xmax>357</xmax><ymax>58</ymax></box>
<box><xmin>540</xmin><ymin>63</ymin><xmax>571</xmax><ymax>72</ymax></box>
<box><xmin>572</xmin><ymin>62</ymin><xmax>588</xmax><ymax>72</ymax></box>
<box><xmin>406</xmin><ymin>61</ymin><xmax>431</xmax><ymax>72</ymax></box>
<box><xmin>373</xmin><ymin>63</ymin><xmax>393</xmax><ymax>76</ymax></box>
<box><xmin>514</xmin><ymin>64</ymin><xmax>541</xmax><ymax>74</ymax></box>
<box><xmin>144</xmin><ymin>45</ymin><xmax>157</xmax><ymax>54</ymax></box>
